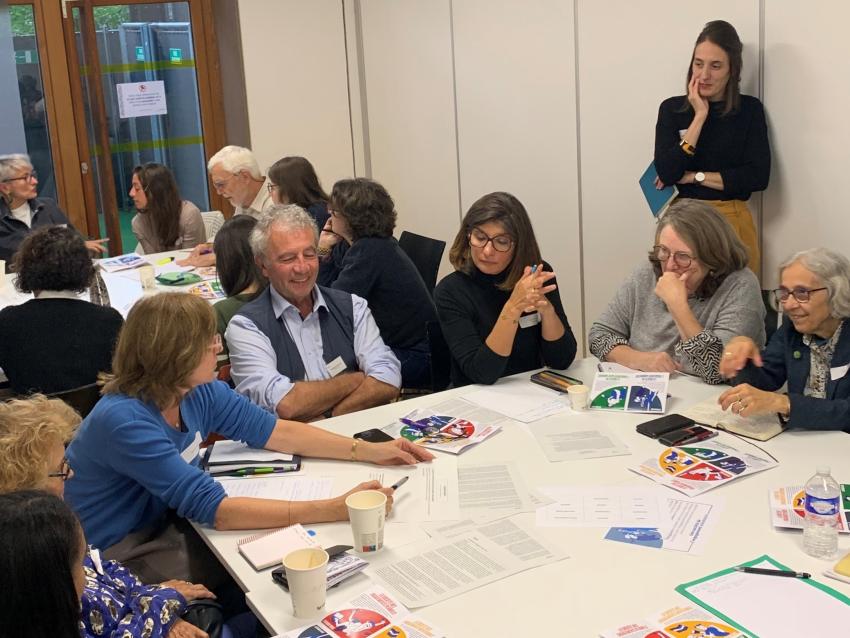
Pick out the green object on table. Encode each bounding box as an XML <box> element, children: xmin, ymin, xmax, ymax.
<box><xmin>155</xmin><ymin>272</ymin><xmax>202</xmax><ymax>286</ymax></box>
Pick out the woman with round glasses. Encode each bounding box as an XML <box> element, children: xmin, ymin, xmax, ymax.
<box><xmin>0</xmin><ymin>395</ymin><xmax>224</xmax><ymax>638</ymax></box>
<box><xmin>653</xmin><ymin>20</ymin><xmax>769</xmax><ymax>277</ymax></box>
<box><xmin>129</xmin><ymin>163</ymin><xmax>205</xmax><ymax>254</ymax></box>
<box><xmin>589</xmin><ymin>199</ymin><xmax>764</xmax><ymax>383</ymax></box>
<box><xmin>718</xmin><ymin>248</ymin><xmax>850</xmax><ymax>431</ymax></box>
<box><xmin>0</xmin><ymin>153</ymin><xmax>108</xmax><ymax>267</ymax></box>
<box><xmin>434</xmin><ymin>191</ymin><xmax>577</xmax><ymax>387</ymax></box>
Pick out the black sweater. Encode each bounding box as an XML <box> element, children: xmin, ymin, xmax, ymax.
<box><xmin>0</xmin><ymin>298</ymin><xmax>123</xmax><ymax>394</ymax></box>
<box><xmin>654</xmin><ymin>95</ymin><xmax>770</xmax><ymax>201</ymax></box>
<box><xmin>434</xmin><ymin>265</ymin><xmax>577</xmax><ymax>387</ymax></box>
<box><xmin>319</xmin><ymin>236</ymin><xmax>437</xmax><ymax>350</ymax></box>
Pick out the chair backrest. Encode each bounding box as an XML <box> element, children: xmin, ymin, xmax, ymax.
<box><xmin>398</xmin><ymin>231</ymin><xmax>446</xmax><ymax>295</ymax></box>
<box><xmin>201</xmin><ymin>210</ymin><xmax>225</xmax><ymax>243</ymax></box>
<box><xmin>762</xmin><ymin>289</ymin><xmax>779</xmax><ymax>343</ymax></box>
<box><xmin>427</xmin><ymin>321</ymin><xmax>451</xmax><ymax>392</ymax></box>
<box><xmin>47</xmin><ymin>382</ymin><xmax>101</xmax><ymax>419</ymax></box>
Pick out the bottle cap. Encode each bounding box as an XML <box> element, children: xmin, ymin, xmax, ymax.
<box><xmin>817</xmin><ymin>466</ymin><xmax>831</xmax><ymax>475</ymax></box>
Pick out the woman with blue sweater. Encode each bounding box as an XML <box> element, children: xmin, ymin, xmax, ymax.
<box><xmin>65</xmin><ymin>293</ymin><xmax>433</xmax><ymax>585</ymax></box>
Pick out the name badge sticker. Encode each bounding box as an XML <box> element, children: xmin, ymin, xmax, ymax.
<box><xmin>180</xmin><ymin>431</ymin><xmax>202</xmax><ymax>464</ymax></box>
<box><xmin>519</xmin><ymin>312</ymin><xmax>542</xmax><ymax>329</ymax></box>
<box><xmin>326</xmin><ymin>356</ymin><xmax>347</xmax><ymax>377</ymax></box>
<box><xmin>831</xmin><ymin>363</ymin><xmax>850</xmax><ymax>381</ymax></box>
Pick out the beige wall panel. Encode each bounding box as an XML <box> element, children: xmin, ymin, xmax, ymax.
<box><xmin>452</xmin><ymin>0</ymin><xmax>584</xmax><ymax>350</ymax></box>
<box><xmin>358</xmin><ymin>0</ymin><xmax>460</xmax><ymax>272</ymax></box>
<box><xmin>238</xmin><ymin>0</ymin><xmax>353</xmax><ymax>187</ymax></box>
<box><xmin>762</xmin><ymin>3</ymin><xmax>850</xmax><ymax>287</ymax></box>
<box><xmin>577</xmin><ymin>2</ymin><xmax>760</xmax><ymax>333</ymax></box>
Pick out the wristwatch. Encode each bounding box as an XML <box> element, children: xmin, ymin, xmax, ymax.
<box><xmin>694</xmin><ymin>171</ymin><xmax>706</xmax><ymax>184</ymax></box>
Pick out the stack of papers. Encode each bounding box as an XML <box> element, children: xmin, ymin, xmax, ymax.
<box><xmin>204</xmin><ymin>440</ymin><xmax>300</xmax><ymax>476</ymax></box>
<box><xmin>98</xmin><ymin>253</ymin><xmax>147</xmax><ymax>272</ymax></box>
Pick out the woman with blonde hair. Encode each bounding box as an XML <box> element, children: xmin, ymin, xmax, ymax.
<box><xmin>0</xmin><ymin>395</ymin><xmax>217</xmax><ymax>638</ymax></box>
<box><xmin>65</xmin><ymin>293</ymin><xmax>432</xmax><ymax>584</ymax></box>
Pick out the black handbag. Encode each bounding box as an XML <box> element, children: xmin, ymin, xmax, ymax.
<box><xmin>182</xmin><ymin>600</ymin><xmax>225</xmax><ymax>638</ymax></box>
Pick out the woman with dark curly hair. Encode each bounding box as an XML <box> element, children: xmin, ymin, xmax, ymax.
<box><xmin>0</xmin><ymin>225</ymin><xmax>123</xmax><ymax>394</ymax></box>
<box><xmin>319</xmin><ymin>178</ymin><xmax>437</xmax><ymax>387</ymax></box>
<box><xmin>130</xmin><ymin>163</ymin><xmax>205</xmax><ymax>254</ymax></box>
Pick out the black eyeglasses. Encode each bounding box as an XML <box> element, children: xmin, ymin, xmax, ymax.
<box><xmin>266</xmin><ymin>183</ymin><xmax>279</xmax><ymax>194</ymax></box>
<box><xmin>48</xmin><ymin>458</ymin><xmax>72</xmax><ymax>481</ymax></box>
<box><xmin>652</xmin><ymin>245</ymin><xmax>695</xmax><ymax>268</ymax></box>
<box><xmin>3</xmin><ymin>170</ymin><xmax>37</xmax><ymax>183</ymax></box>
<box><xmin>772</xmin><ymin>286</ymin><xmax>828</xmax><ymax>304</ymax></box>
<box><xmin>468</xmin><ymin>228</ymin><xmax>514</xmax><ymax>252</ymax></box>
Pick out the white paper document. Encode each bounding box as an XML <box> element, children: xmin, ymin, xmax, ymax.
<box><xmin>603</xmin><ymin>495</ymin><xmax>721</xmax><ymax>555</ymax></box>
<box><xmin>457</xmin><ymin>462</ymin><xmax>535</xmax><ymax>520</ymax></box>
<box><xmin>535</xmin><ymin>486</ymin><xmax>667</xmax><ymax>528</ymax></box>
<box><xmin>207</xmin><ymin>440</ymin><xmax>294</xmax><ymax>464</ymax></box>
<box><xmin>531</xmin><ymin>421</ymin><xmax>630</xmax><ymax>461</ymax></box>
<box><xmin>117</xmin><ymin>80</ymin><xmax>167</xmax><ymax>118</ymax></box>
<box><xmin>365</xmin><ymin>457</ymin><xmax>461</xmax><ymax>522</ymax></box>
<box><xmin>630</xmin><ymin>439</ymin><xmax>777</xmax><ymax>496</ymax></box>
<box><xmin>464</xmin><ymin>377</ymin><xmax>571</xmax><ymax>422</ymax></box>
<box><xmin>769</xmin><ymin>484</ymin><xmax>850</xmax><ymax>532</ymax></box>
<box><xmin>372</xmin><ymin>519</ymin><xmax>566</xmax><ymax>607</ymax></box>
<box><xmin>278</xmin><ymin>586</ymin><xmax>446</xmax><ymax>638</ymax></box>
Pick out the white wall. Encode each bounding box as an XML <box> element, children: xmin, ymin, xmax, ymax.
<box><xmin>238</xmin><ymin>0</ymin><xmax>846</xmax><ymax>353</ymax></box>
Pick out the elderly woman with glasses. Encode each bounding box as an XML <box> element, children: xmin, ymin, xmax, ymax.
<box><xmin>589</xmin><ymin>199</ymin><xmax>764</xmax><ymax>383</ymax></box>
<box><xmin>718</xmin><ymin>248</ymin><xmax>850</xmax><ymax>432</ymax></box>
<box><xmin>434</xmin><ymin>191</ymin><xmax>577</xmax><ymax>387</ymax></box>
<box><xmin>0</xmin><ymin>153</ymin><xmax>107</xmax><ymax>268</ymax></box>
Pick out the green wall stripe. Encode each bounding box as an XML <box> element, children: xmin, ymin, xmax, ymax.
<box><xmin>91</xmin><ymin>135</ymin><xmax>204</xmax><ymax>156</ymax></box>
<box><xmin>81</xmin><ymin>59</ymin><xmax>196</xmax><ymax>74</ymax></box>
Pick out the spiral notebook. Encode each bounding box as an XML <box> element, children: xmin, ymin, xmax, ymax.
<box><xmin>237</xmin><ymin>523</ymin><xmax>318</xmax><ymax>570</ymax></box>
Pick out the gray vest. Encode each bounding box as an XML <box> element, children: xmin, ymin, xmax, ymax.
<box><xmin>235</xmin><ymin>286</ymin><xmax>357</xmax><ymax>381</ymax></box>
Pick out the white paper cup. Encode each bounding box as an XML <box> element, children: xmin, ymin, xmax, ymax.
<box><xmin>282</xmin><ymin>547</ymin><xmax>329</xmax><ymax>618</ymax></box>
<box><xmin>138</xmin><ymin>264</ymin><xmax>156</xmax><ymax>290</ymax></box>
<box><xmin>567</xmin><ymin>384</ymin><xmax>590</xmax><ymax>410</ymax></box>
<box><xmin>346</xmin><ymin>489</ymin><xmax>387</xmax><ymax>553</ymax></box>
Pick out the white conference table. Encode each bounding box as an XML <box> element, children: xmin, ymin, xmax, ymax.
<box><xmin>194</xmin><ymin>357</ymin><xmax>850</xmax><ymax>636</ymax></box>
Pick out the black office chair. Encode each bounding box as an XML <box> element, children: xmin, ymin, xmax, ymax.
<box><xmin>398</xmin><ymin>321</ymin><xmax>452</xmax><ymax>398</ymax></box>
<box><xmin>47</xmin><ymin>382</ymin><xmax>101</xmax><ymax>419</ymax></box>
<box><xmin>398</xmin><ymin>231</ymin><xmax>446</xmax><ymax>296</ymax></box>
<box><xmin>762</xmin><ymin>289</ymin><xmax>779</xmax><ymax>343</ymax></box>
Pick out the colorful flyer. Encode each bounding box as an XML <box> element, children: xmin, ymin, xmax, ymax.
<box><xmin>188</xmin><ymin>280</ymin><xmax>225</xmax><ymax>300</ymax></box>
<box><xmin>381</xmin><ymin>398</ymin><xmax>503</xmax><ymax>455</ymax></box>
<box><xmin>600</xmin><ymin>603</ymin><xmax>748</xmax><ymax>637</ymax></box>
<box><xmin>280</xmin><ymin>586</ymin><xmax>445</xmax><ymax>638</ymax></box>
<box><xmin>630</xmin><ymin>440</ymin><xmax>777</xmax><ymax>496</ymax></box>
<box><xmin>769</xmin><ymin>483</ymin><xmax>850</xmax><ymax>533</ymax></box>
<box><xmin>98</xmin><ymin>252</ymin><xmax>147</xmax><ymax>272</ymax></box>
<box><xmin>589</xmin><ymin>372</ymin><xmax>669</xmax><ymax>413</ymax></box>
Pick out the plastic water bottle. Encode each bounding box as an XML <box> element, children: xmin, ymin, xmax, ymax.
<box><xmin>802</xmin><ymin>466</ymin><xmax>840</xmax><ymax>559</ymax></box>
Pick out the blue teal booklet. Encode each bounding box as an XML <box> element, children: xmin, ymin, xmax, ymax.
<box><xmin>640</xmin><ymin>161</ymin><xmax>678</xmax><ymax>217</ymax></box>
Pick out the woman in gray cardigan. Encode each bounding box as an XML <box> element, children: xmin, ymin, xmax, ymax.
<box><xmin>589</xmin><ymin>199</ymin><xmax>764</xmax><ymax>384</ymax></box>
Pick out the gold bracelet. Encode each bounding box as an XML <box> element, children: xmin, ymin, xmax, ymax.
<box><xmin>350</xmin><ymin>439</ymin><xmax>358</xmax><ymax>461</ymax></box>
<box><xmin>679</xmin><ymin>138</ymin><xmax>696</xmax><ymax>157</ymax></box>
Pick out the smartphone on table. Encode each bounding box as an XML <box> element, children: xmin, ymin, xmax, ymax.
<box><xmin>636</xmin><ymin>413</ymin><xmax>694</xmax><ymax>439</ymax></box>
<box><xmin>658</xmin><ymin>425</ymin><xmax>717</xmax><ymax>447</ymax></box>
<box><xmin>353</xmin><ymin>428</ymin><xmax>395</xmax><ymax>443</ymax></box>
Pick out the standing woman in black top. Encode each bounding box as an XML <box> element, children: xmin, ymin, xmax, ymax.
<box><xmin>434</xmin><ymin>192</ymin><xmax>577</xmax><ymax>387</ymax></box>
<box><xmin>654</xmin><ymin>20</ymin><xmax>770</xmax><ymax>278</ymax></box>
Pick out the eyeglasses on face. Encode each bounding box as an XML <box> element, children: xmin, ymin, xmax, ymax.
<box><xmin>267</xmin><ymin>183</ymin><xmax>279</xmax><ymax>194</ymax></box>
<box><xmin>468</xmin><ymin>228</ymin><xmax>514</xmax><ymax>252</ymax></box>
<box><xmin>48</xmin><ymin>458</ymin><xmax>72</xmax><ymax>481</ymax></box>
<box><xmin>210</xmin><ymin>334</ymin><xmax>223</xmax><ymax>352</ymax></box>
<box><xmin>772</xmin><ymin>286</ymin><xmax>828</xmax><ymax>304</ymax></box>
<box><xmin>212</xmin><ymin>174</ymin><xmax>235</xmax><ymax>191</ymax></box>
<box><xmin>3</xmin><ymin>170</ymin><xmax>37</xmax><ymax>183</ymax></box>
<box><xmin>652</xmin><ymin>245</ymin><xmax>695</xmax><ymax>268</ymax></box>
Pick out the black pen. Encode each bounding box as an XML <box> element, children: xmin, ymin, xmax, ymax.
<box><xmin>735</xmin><ymin>566</ymin><xmax>811</xmax><ymax>579</ymax></box>
<box><xmin>391</xmin><ymin>476</ymin><xmax>409</xmax><ymax>491</ymax></box>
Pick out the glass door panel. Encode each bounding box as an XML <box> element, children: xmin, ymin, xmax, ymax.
<box><xmin>8</xmin><ymin>4</ymin><xmax>56</xmax><ymax>199</ymax></box>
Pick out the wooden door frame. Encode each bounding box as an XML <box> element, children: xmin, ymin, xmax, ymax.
<box><xmin>8</xmin><ymin>0</ymin><xmax>228</xmax><ymax>244</ymax></box>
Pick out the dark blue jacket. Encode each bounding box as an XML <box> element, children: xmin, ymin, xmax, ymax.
<box><xmin>735</xmin><ymin>318</ymin><xmax>850</xmax><ymax>432</ymax></box>
<box><xmin>0</xmin><ymin>196</ymin><xmax>71</xmax><ymax>266</ymax></box>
